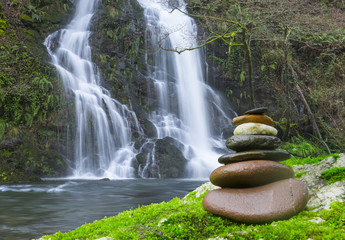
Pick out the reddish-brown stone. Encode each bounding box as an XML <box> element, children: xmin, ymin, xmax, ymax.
<box><xmin>233</xmin><ymin>115</ymin><xmax>274</xmax><ymax>126</ymax></box>
<box><xmin>210</xmin><ymin>160</ymin><xmax>294</xmax><ymax>188</ymax></box>
<box><xmin>203</xmin><ymin>179</ymin><xmax>309</xmax><ymax>224</ymax></box>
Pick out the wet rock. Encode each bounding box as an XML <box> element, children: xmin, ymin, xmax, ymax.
<box><xmin>234</xmin><ymin>123</ymin><xmax>277</xmax><ymax>136</ymax></box>
<box><xmin>203</xmin><ymin>178</ymin><xmax>309</xmax><ymax>224</ymax></box>
<box><xmin>244</xmin><ymin>107</ymin><xmax>268</xmax><ymax>115</ymax></box>
<box><xmin>292</xmin><ymin>154</ymin><xmax>345</xmax><ymax>210</ymax></box>
<box><xmin>226</xmin><ymin>135</ymin><xmax>281</xmax><ymax>152</ymax></box>
<box><xmin>210</xmin><ymin>160</ymin><xmax>294</xmax><ymax>188</ymax></box>
<box><xmin>233</xmin><ymin>115</ymin><xmax>274</xmax><ymax>126</ymax></box>
<box><xmin>218</xmin><ymin>150</ymin><xmax>291</xmax><ymax>164</ymax></box>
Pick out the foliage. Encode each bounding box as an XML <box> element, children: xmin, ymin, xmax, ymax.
<box><xmin>0</xmin><ymin>42</ymin><xmax>59</xmax><ymax>127</ymax></box>
<box><xmin>321</xmin><ymin>167</ymin><xmax>345</xmax><ymax>184</ymax></box>
<box><xmin>281</xmin><ymin>135</ymin><xmax>329</xmax><ymax>158</ymax></box>
<box><xmin>42</xmin><ymin>184</ymin><xmax>345</xmax><ymax>240</ymax></box>
<box><xmin>281</xmin><ymin>154</ymin><xmax>340</xmax><ymax>168</ymax></box>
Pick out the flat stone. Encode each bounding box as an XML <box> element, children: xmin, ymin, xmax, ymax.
<box><xmin>233</xmin><ymin>115</ymin><xmax>274</xmax><ymax>126</ymax></box>
<box><xmin>210</xmin><ymin>160</ymin><xmax>294</xmax><ymax>188</ymax></box>
<box><xmin>244</xmin><ymin>107</ymin><xmax>268</xmax><ymax>115</ymax></box>
<box><xmin>218</xmin><ymin>150</ymin><xmax>291</xmax><ymax>164</ymax></box>
<box><xmin>203</xmin><ymin>178</ymin><xmax>309</xmax><ymax>224</ymax></box>
<box><xmin>234</xmin><ymin>123</ymin><xmax>278</xmax><ymax>136</ymax></box>
<box><xmin>226</xmin><ymin>135</ymin><xmax>281</xmax><ymax>151</ymax></box>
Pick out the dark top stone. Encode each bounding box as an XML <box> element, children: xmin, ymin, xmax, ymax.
<box><xmin>244</xmin><ymin>107</ymin><xmax>268</xmax><ymax>115</ymax></box>
<box><xmin>210</xmin><ymin>160</ymin><xmax>294</xmax><ymax>188</ymax></box>
<box><xmin>218</xmin><ymin>150</ymin><xmax>291</xmax><ymax>164</ymax></box>
<box><xmin>203</xmin><ymin>178</ymin><xmax>309</xmax><ymax>224</ymax></box>
<box><xmin>226</xmin><ymin>135</ymin><xmax>282</xmax><ymax>152</ymax></box>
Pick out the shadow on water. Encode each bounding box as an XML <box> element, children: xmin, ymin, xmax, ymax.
<box><xmin>0</xmin><ymin>179</ymin><xmax>206</xmax><ymax>240</ymax></box>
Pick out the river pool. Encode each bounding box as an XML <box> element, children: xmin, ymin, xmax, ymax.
<box><xmin>0</xmin><ymin>179</ymin><xmax>206</xmax><ymax>240</ymax></box>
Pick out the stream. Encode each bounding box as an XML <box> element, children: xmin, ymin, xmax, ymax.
<box><xmin>0</xmin><ymin>179</ymin><xmax>206</xmax><ymax>240</ymax></box>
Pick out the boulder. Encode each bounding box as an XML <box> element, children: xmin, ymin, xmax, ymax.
<box><xmin>218</xmin><ymin>150</ymin><xmax>291</xmax><ymax>164</ymax></box>
<box><xmin>233</xmin><ymin>115</ymin><xmax>274</xmax><ymax>126</ymax></box>
<box><xmin>210</xmin><ymin>160</ymin><xmax>294</xmax><ymax>188</ymax></box>
<box><xmin>234</xmin><ymin>123</ymin><xmax>277</xmax><ymax>136</ymax></box>
<box><xmin>226</xmin><ymin>135</ymin><xmax>281</xmax><ymax>152</ymax></box>
<box><xmin>203</xmin><ymin>178</ymin><xmax>309</xmax><ymax>224</ymax></box>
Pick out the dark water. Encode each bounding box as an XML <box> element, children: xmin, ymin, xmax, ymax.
<box><xmin>0</xmin><ymin>179</ymin><xmax>206</xmax><ymax>240</ymax></box>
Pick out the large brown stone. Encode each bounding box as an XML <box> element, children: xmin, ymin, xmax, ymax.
<box><xmin>226</xmin><ymin>135</ymin><xmax>281</xmax><ymax>152</ymax></box>
<box><xmin>233</xmin><ymin>115</ymin><xmax>274</xmax><ymax>126</ymax></box>
<box><xmin>218</xmin><ymin>150</ymin><xmax>291</xmax><ymax>164</ymax></box>
<box><xmin>203</xmin><ymin>178</ymin><xmax>309</xmax><ymax>224</ymax></box>
<box><xmin>210</xmin><ymin>160</ymin><xmax>294</xmax><ymax>188</ymax></box>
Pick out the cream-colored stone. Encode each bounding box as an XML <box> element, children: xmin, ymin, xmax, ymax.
<box><xmin>234</xmin><ymin>123</ymin><xmax>278</xmax><ymax>136</ymax></box>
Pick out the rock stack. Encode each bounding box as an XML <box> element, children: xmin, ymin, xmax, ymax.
<box><xmin>203</xmin><ymin>107</ymin><xmax>309</xmax><ymax>224</ymax></box>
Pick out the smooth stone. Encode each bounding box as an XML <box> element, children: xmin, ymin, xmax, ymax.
<box><xmin>244</xmin><ymin>107</ymin><xmax>268</xmax><ymax>115</ymax></box>
<box><xmin>218</xmin><ymin>150</ymin><xmax>291</xmax><ymax>164</ymax></box>
<box><xmin>234</xmin><ymin>123</ymin><xmax>278</xmax><ymax>136</ymax></box>
<box><xmin>202</xmin><ymin>178</ymin><xmax>309</xmax><ymax>224</ymax></box>
<box><xmin>226</xmin><ymin>135</ymin><xmax>281</xmax><ymax>151</ymax></box>
<box><xmin>233</xmin><ymin>114</ymin><xmax>274</xmax><ymax>126</ymax></box>
<box><xmin>210</xmin><ymin>160</ymin><xmax>294</xmax><ymax>188</ymax></box>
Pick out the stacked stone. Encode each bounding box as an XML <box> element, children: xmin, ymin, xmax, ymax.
<box><xmin>203</xmin><ymin>107</ymin><xmax>309</xmax><ymax>224</ymax></box>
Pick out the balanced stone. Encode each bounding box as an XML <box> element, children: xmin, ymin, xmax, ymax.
<box><xmin>234</xmin><ymin>123</ymin><xmax>278</xmax><ymax>136</ymax></box>
<box><xmin>218</xmin><ymin>150</ymin><xmax>291</xmax><ymax>164</ymax></box>
<box><xmin>244</xmin><ymin>107</ymin><xmax>268</xmax><ymax>115</ymax></box>
<box><xmin>202</xmin><ymin>178</ymin><xmax>309</xmax><ymax>224</ymax></box>
<box><xmin>210</xmin><ymin>160</ymin><xmax>294</xmax><ymax>188</ymax></box>
<box><xmin>233</xmin><ymin>114</ymin><xmax>274</xmax><ymax>126</ymax></box>
<box><xmin>226</xmin><ymin>135</ymin><xmax>281</xmax><ymax>151</ymax></box>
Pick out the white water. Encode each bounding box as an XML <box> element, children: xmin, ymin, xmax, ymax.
<box><xmin>44</xmin><ymin>0</ymin><xmax>142</xmax><ymax>179</ymax></box>
<box><xmin>137</xmin><ymin>0</ymin><xmax>233</xmax><ymax>177</ymax></box>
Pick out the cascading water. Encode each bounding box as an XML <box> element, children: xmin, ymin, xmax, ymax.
<box><xmin>44</xmin><ymin>0</ymin><xmax>142</xmax><ymax>179</ymax></box>
<box><xmin>137</xmin><ymin>0</ymin><xmax>234</xmax><ymax>178</ymax></box>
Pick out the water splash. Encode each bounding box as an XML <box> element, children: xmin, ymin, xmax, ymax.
<box><xmin>137</xmin><ymin>0</ymin><xmax>234</xmax><ymax>177</ymax></box>
<box><xmin>44</xmin><ymin>0</ymin><xmax>142</xmax><ymax>179</ymax></box>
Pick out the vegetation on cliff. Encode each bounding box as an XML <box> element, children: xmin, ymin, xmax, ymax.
<box><xmin>0</xmin><ymin>0</ymin><xmax>74</xmax><ymax>182</ymax></box>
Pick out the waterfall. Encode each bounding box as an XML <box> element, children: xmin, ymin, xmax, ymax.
<box><xmin>137</xmin><ymin>0</ymin><xmax>234</xmax><ymax>177</ymax></box>
<box><xmin>44</xmin><ymin>0</ymin><xmax>142</xmax><ymax>179</ymax></box>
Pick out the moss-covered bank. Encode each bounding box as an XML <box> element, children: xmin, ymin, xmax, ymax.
<box><xmin>41</xmin><ymin>154</ymin><xmax>345</xmax><ymax>240</ymax></box>
<box><xmin>41</xmin><ymin>187</ymin><xmax>344</xmax><ymax>240</ymax></box>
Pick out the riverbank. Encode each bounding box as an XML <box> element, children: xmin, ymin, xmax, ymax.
<box><xmin>40</xmin><ymin>154</ymin><xmax>345</xmax><ymax>240</ymax></box>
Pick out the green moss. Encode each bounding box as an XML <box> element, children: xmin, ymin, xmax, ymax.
<box><xmin>281</xmin><ymin>154</ymin><xmax>340</xmax><ymax>168</ymax></box>
<box><xmin>321</xmin><ymin>167</ymin><xmax>345</xmax><ymax>184</ymax></box>
<box><xmin>295</xmin><ymin>171</ymin><xmax>307</xmax><ymax>179</ymax></box>
<box><xmin>20</xmin><ymin>13</ymin><xmax>33</xmax><ymax>22</ymax></box>
<box><xmin>41</xmin><ymin>186</ymin><xmax>345</xmax><ymax>240</ymax></box>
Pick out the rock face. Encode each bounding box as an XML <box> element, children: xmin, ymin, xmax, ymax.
<box><xmin>203</xmin><ymin>179</ymin><xmax>309</xmax><ymax>224</ymax></box>
<box><xmin>226</xmin><ymin>135</ymin><xmax>281</xmax><ymax>151</ymax></box>
<box><xmin>203</xmin><ymin>107</ymin><xmax>309</xmax><ymax>224</ymax></box>
<box><xmin>234</xmin><ymin>123</ymin><xmax>278</xmax><ymax>136</ymax></box>
<box><xmin>210</xmin><ymin>160</ymin><xmax>294</xmax><ymax>188</ymax></box>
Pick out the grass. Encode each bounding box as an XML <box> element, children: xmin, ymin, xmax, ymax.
<box><xmin>41</xmin><ymin>185</ymin><xmax>345</xmax><ymax>240</ymax></box>
<box><xmin>281</xmin><ymin>154</ymin><xmax>340</xmax><ymax>168</ymax></box>
<box><xmin>321</xmin><ymin>167</ymin><xmax>345</xmax><ymax>184</ymax></box>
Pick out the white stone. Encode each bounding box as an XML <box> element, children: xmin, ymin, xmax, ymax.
<box><xmin>309</xmin><ymin>217</ymin><xmax>325</xmax><ymax>224</ymax></box>
<box><xmin>158</xmin><ymin>218</ymin><xmax>167</xmax><ymax>227</ymax></box>
<box><xmin>187</xmin><ymin>182</ymin><xmax>220</xmax><ymax>198</ymax></box>
<box><xmin>234</xmin><ymin>123</ymin><xmax>277</xmax><ymax>136</ymax></box>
